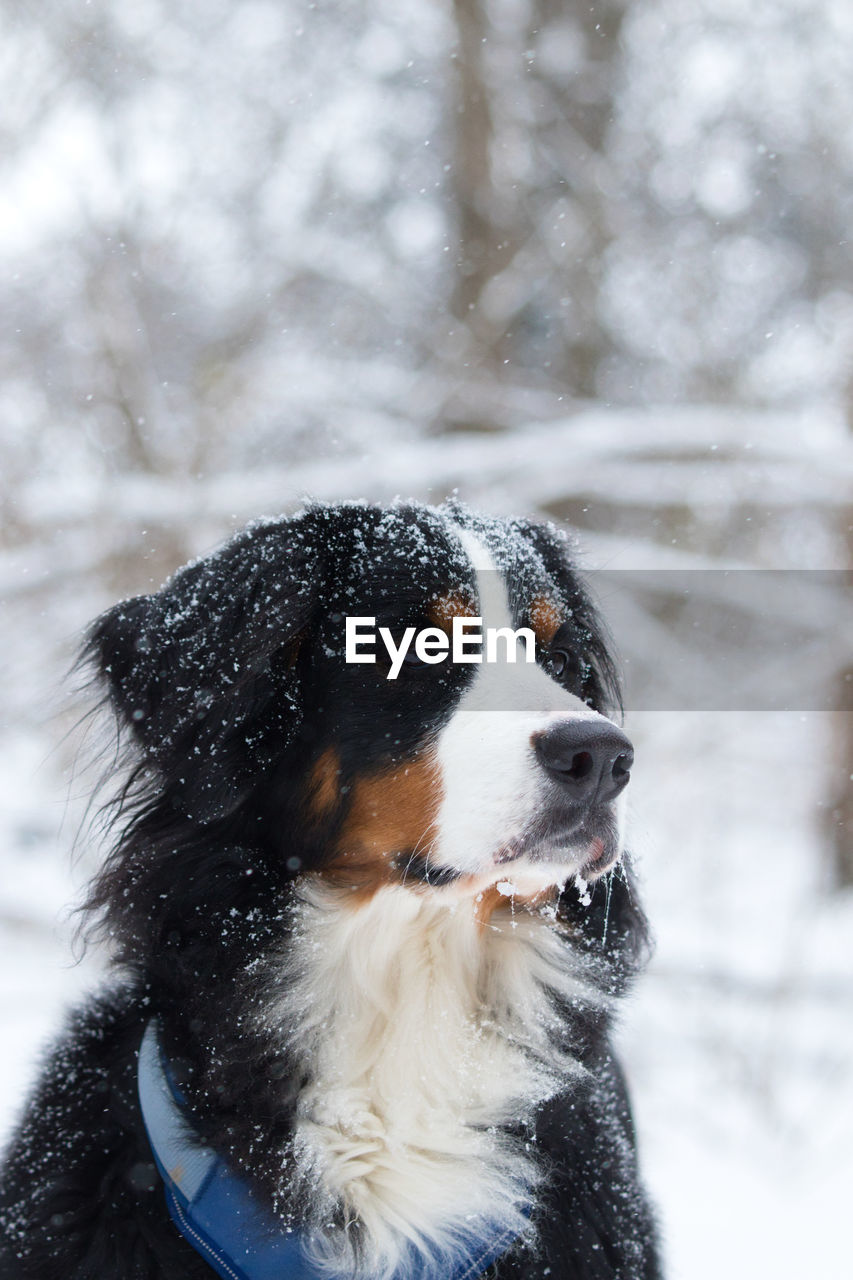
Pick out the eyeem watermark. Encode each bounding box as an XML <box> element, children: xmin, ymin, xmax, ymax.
<box><xmin>346</xmin><ymin>616</ymin><xmax>536</xmax><ymax>680</ymax></box>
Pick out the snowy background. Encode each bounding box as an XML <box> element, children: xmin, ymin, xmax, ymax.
<box><xmin>2</xmin><ymin>2</ymin><xmax>852</xmax><ymax>1278</ymax></box>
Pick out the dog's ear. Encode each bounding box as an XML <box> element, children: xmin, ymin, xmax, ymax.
<box><xmin>87</xmin><ymin>512</ymin><xmax>324</xmax><ymax>821</ymax></box>
<box><xmin>89</xmin><ymin>593</ymin><xmax>167</xmax><ymax>742</ymax></box>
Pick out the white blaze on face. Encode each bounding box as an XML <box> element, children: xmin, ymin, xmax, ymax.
<box><xmin>431</xmin><ymin>529</ymin><xmax>623</xmax><ymax>881</ymax></box>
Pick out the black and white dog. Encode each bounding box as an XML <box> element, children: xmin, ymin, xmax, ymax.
<box><xmin>0</xmin><ymin>501</ymin><xmax>661</xmax><ymax>1280</ymax></box>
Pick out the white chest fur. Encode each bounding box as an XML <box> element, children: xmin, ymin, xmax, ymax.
<box><xmin>260</xmin><ymin>880</ymin><xmax>604</xmax><ymax>1278</ymax></box>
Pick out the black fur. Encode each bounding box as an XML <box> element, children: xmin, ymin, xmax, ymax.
<box><xmin>0</xmin><ymin>501</ymin><xmax>661</xmax><ymax>1279</ymax></box>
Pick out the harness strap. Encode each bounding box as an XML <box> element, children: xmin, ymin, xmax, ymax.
<box><xmin>137</xmin><ymin>1020</ymin><xmax>520</xmax><ymax>1279</ymax></box>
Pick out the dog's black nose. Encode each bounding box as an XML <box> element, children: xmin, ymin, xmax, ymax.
<box><xmin>533</xmin><ymin>720</ymin><xmax>633</xmax><ymax>806</ymax></box>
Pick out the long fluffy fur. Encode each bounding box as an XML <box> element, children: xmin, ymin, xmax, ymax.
<box><xmin>263</xmin><ymin>880</ymin><xmax>603</xmax><ymax>1277</ymax></box>
<box><xmin>0</xmin><ymin>502</ymin><xmax>661</xmax><ymax>1280</ymax></box>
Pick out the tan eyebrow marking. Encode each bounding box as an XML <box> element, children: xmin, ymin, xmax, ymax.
<box><xmin>529</xmin><ymin>595</ymin><xmax>563</xmax><ymax>648</ymax></box>
<box><xmin>426</xmin><ymin>591</ymin><xmax>478</xmax><ymax>635</ymax></box>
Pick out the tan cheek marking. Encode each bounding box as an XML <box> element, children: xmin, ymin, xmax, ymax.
<box><xmin>529</xmin><ymin>595</ymin><xmax>562</xmax><ymax>649</ymax></box>
<box><xmin>427</xmin><ymin>591</ymin><xmax>478</xmax><ymax>635</ymax></box>
<box><xmin>321</xmin><ymin>753</ymin><xmax>443</xmax><ymax>903</ymax></box>
<box><xmin>306</xmin><ymin>747</ymin><xmax>342</xmax><ymax>822</ymax></box>
<box><xmin>468</xmin><ymin>882</ymin><xmax>560</xmax><ymax>929</ymax></box>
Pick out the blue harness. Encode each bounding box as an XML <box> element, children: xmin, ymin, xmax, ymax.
<box><xmin>137</xmin><ymin>1021</ymin><xmax>520</xmax><ymax>1279</ymax></box>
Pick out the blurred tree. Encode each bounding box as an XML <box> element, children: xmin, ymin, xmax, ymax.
<box><xmin>828</xmin><ymin>489</ymin><xmax>853</xmax><ymax>886</ymax></box>
<box><xmin>601</xmin><ymin>0</ymin><xmax>853</xmax><ymax>404</ymax></box>
<box><xmin>828</xmin><ymin>663</ymin><xmax>853</xmax><ymax>886</ymax></box>
<box><xmin>5</xmin><ymin>0</ymin><xmax>853</xmax><ymax>498</ymax></box>
<box><xmin>0</xmin><ymin>0</ymin><xmax>452</xmax><ymax>506</ymax></box>
<box><xmin>445</xmin><ymin>0</ymin><xmax>628</xmax><ymax>408</ymax></box>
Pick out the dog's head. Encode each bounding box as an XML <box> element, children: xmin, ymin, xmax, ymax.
<box><xmin>89</xmin><ymin>501</ymin><xmax>631</xmax><ymax>910</ymax></box>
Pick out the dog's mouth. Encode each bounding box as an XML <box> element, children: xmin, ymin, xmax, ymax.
<box><xmin>397</xmin><ymin>808</ymin><xmax>621</xmax><ymax>891</ymax></box>
<box><xmin>493</xmin><ymin>806</ymin><xmax>622</xmax><ymax>882</ymax></box>
<box><xmin>396</xmin><ymin>852</ymin><xmax>462</xmax><ymax>887</ymax></box>
<box><xmin>577</xmin><ymin>833</ymin><xmax>620</xmax><ymax>878</ymax></box>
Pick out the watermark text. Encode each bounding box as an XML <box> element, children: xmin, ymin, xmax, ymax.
<box><xmin>345</xmin><ymin>616</ymin><xmax>536</xmax><ymax>679</ymax></box>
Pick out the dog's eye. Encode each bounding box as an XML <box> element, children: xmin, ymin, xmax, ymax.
<box><xmin>549</xmin><ymin>649</ymin><xmax>572</xmax><ymax>679</ymax></box>
<box><xmin>548</xmin><ymin>647</ymin><xmax>584</xmax><ymax>689</ymax></box>
<box><xmin>550</xmin><ymin>649</ymin><xmax>566</xmax><ymax>677</ymax></box>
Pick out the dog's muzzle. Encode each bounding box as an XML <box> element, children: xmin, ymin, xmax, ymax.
<box><xmin>532</xmin><ymin>720</ymin><xmax>633</xmax><ymax>808</ymax></box>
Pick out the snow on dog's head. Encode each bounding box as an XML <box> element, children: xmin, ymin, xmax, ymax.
<box><xmin>87</xmin><ymin>500</ymin><xmax>630</xmax><ymax>907</ymax></box>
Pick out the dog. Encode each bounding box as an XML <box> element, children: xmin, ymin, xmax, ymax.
<box><xmin>0</xmin><ymin>500</ymin><xmax>661</xmax><ymax>1279</ymax></box>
